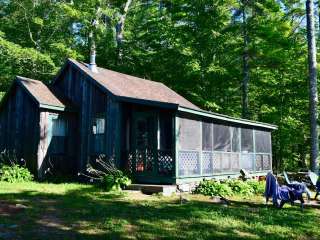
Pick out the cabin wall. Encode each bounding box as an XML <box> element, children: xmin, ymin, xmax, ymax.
<box><xmin>0</xmin><ymin>85</ymin><xmax>39</xmax><ymax>174</ymax></box>
<box><xmin>37</xmin><ymin>110</ymin><xmax>77</xmax><ymax>179</ymax></box>
<box><xmin>53</xmin><ymin>64</ymin><xmax>121</xmax><ymax>172</ymax></box>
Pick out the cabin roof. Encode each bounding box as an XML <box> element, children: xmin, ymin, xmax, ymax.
<box><xmin>66</xmin><ymin>59</ymin><xmax>200</xmax><ymax>110</ymax></box>
<box><xmin>53</xmin><ymin>59</ymin><xmax>277</xmax><ymax>130</ymax></box>
<box><xmin>17</xmin><ymin>76</ymin><xmax>72</xmax><ymax>111</ymax></box>
<box><xmin>178</xmin><ymin>106</ymin><xmax>278</xmax><ymax>130</ymax></box>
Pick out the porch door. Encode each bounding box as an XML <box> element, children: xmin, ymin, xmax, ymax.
<box><xmin>132</xmin><ymin>111</ymin><xmax>157</xmax><ymax>175</ymax></box>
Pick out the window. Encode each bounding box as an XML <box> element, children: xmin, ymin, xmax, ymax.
<box><xmin>52</xmin><ymin>118</ymin><xmax>67</xmax><ymax>136</ymax></box>
<box><xmin>241</xmin><ymin>128</ymin><xmax>253</xmax><ymax>153</ymax></box>
<box><xmin>92</xmin><ymin>118</ymin><xmax>105</xmax><ymax>135</ymax></box>
<box><xmin>50</xmin><ymin>116</ymin><xmax>67</xmax><ymax>154</ymax></box>
<box><xmin>91</xmin><ymin>114</ymin><xmax>105</xmax><ymax>154</ymax></box>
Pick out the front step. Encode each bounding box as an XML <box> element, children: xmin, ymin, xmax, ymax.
<box><xmin>126</xmin><ymin>184</ymin><xmax>177</xmax><ymax>196</ymax></box>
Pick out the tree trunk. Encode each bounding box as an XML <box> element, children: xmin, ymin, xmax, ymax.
<box><xmin>242</xmin><ymin>4</ymin><xmax>250</xmax><ymax>119</ymax></box>
<box><xmin>306</xmin><ymin>0</ymin><xmax>319</xmax><ymax>172</ymax></box>
<box><xmin>115</xmin><ymin>0</ymin><xmax>133</xmax><ymax>63</ymax></box>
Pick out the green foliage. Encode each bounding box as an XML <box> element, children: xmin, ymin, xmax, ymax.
<box><xmin>103</xmin><ymin>170</ymin><xmax>131</xmax><ymax>192</ymax></box>
<box><xmin>0</xmin><ymin>0</ymin><xmax>317</xmax><ymax>171</ymax></box>
<box><xmin>0</xmin><ymin>150</ymin><xmax>34</xmax><ymax>183</ymax></box>
<box><xmin>247</xmin><ymin>179</ymin><xmax>266</xmax><ymax>195</ymax></box>
<box><xmin>227</xmin><ymin>179</ymin><xmax>255</xmax><ymax>196</ymax></box>
<box><xmin>82</xmin><ymin>155</ymin><xmax>131</xmax><ymax>192</ymax></box>
<box><xmin>0</xmin><ymin>164</ymin><xmax>33</xmax><ymax>183</ymax></box>
<box><xmin>0</xmin><ymin>35</ymin><xmax>57</xmax><ymax>90</ymax></box>
<box><xmin>194</xmin><ymin>179</ymin><xmax>265</xmax><ymax>197</ymax></box>
<box><xmin>194</xmin><ymin>180</ymin><xmax>234</xmax><ymax>197</ymax></box>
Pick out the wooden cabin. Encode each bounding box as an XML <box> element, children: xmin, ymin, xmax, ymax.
<box><xmin>0</xmin><ymin>59</ymin><xmax>277</xmax><ymax>183</ymax></box>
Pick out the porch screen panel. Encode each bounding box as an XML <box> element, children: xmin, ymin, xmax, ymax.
<box><xmin>231</xmin><ymin>127</ymin><xmax>240</xmax><ymax>152</ymax></box>
<box><xmin>178</xmin><ymin>117</ymin><xmax>201</xmax><ymax>150</ymax></box>
<box><xmin>202</xmin><ymin>122</ymin><xmax>213</xmax><ymax>151</ymax></box>
<box><xmin>178</xmin><ymin>117</ymin><xmax>201</xmax><ymax>176</ymax></box>
<box><xmin>241</xmin><ymin>128</ymin><xmax>253</xmax><ymax>153</ymax></box>
<box><xmin>255</xmin><ymin>130</ymin><xmax>271</xmax><ymax>153</ymax></box>
<box><xmin>213</xmin><ymin>124</ymin><xmax>231</xmax><ymax>152</ymax></box>
<box><xmin>240</xmin><ymin>154</ymin><xmax>254</xmax><ymax>171</ymax></box>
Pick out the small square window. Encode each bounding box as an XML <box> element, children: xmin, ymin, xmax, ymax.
<box><xmin>52</xmin><ymin>118</ymin><xmax>67</xmax><ymax>137</ymax></box>
<box><xmin>92</xmin><ymin>118</ymin><xmax>105</xmax><ymax>135</ymax></box>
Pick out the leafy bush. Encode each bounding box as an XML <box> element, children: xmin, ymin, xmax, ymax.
<box><xmin>0</xmin><ymin>150</ymin><xmax>34</xmax><ymax>183</ymax></box>
<box><xmin>247</xmin><ymin>180</ymin><xmax>265</xmax><ymax>194</ymax></box>
<box><xmin>103</xmin><ymin>170</ymin><xmax>131</xmax><ymax>192</ymax></box>
<box><xmin>0</xmin><ymin>164</ymin><xmax>33</xmax><ymax>183</ymax></box>
<box><xmin>193</xmin><ymin>180</ymin><xmax>233</xmax><ymax>197</ymax></box>
<box><xmin>194</xmin><ymin>179</ymin><xmax>265</xmax><ymax>197</ymax></box>
<box><xmin>80</xmin><ymin>155</ymin><xmax>132</xmax><ymax>192</ymax></box>
<box><xmin>227</xmin><ymin>179</ymin><xmax>254</xmax><ymax>196</ymax></box>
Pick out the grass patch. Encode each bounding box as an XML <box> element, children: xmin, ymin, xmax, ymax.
<box><xmin>0</xmin><ymin>182</ymin><xmax>319</xmax><ymax>239</ymax></box>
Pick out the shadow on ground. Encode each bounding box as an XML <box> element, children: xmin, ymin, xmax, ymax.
<box><xmin>0</xmin><ymin>185</ymin><xmax>319</xmax><ymax>240</ymax></box>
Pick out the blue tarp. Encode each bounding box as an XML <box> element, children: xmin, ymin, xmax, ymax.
<box><xmin>265</xmin><ymin>172</ymin><xmax>304</xmax><ymax>208</ymax></box>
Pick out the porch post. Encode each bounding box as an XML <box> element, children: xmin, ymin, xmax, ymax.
<box><xmin>174</xmin><ymin>115</ymin><xmax>179</xmax><ymax>180</ymax></box>
<box><xmin>154</xmin><ymin>111</ymin><xmax>160</xmax><ymax>176</ymax></box>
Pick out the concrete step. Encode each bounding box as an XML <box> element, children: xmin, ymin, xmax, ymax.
<box><xmin>126</xmin><ymin>184</ymin><xmax>177</xmax><ymax>196</ymax></box>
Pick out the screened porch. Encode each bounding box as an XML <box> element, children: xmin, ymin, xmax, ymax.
<box><xmin>176</xmin><ymin>113</ymin><xmax>272</xmax><ymax>181</ymax></box>
<box><xmin>122</xmin><ymin>105</ymin><xmax>175</xmax><ymax>183</ymax></box>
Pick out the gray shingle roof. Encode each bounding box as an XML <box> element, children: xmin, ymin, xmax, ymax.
<box><xmin>68</xmin><ymin>59</ymin><xmax>200</xmax><ymax>110</ymax></box>
<box><xmin>17</xmin><ymin>76</ymin><xmax>69</xmax><ymax>110</ymax></box>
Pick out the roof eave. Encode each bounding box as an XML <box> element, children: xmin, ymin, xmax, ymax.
<box><xmin>39</xmin><ymin>103</ymin><xmax>68</xmax><ymax>112</ymax></box>
<box><xmin>118</xmin><ymin>96</ymin><xmax>179</xmax><ymax>110</ymax></box>
<box><xmin>178</xmin><ymin>106</ymin><xmax>278</xmax><ymax>130</ymax></box>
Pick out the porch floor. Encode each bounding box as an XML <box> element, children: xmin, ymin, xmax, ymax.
<box><xmin>126</xmin><ymin>184</ymin><xmax>177</xmax><ymax>196</ymax></box>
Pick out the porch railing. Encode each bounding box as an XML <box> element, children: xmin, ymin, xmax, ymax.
<box><xmin>178</xmin><ymin>150</ymin><xmax>272</xmax><ymax>177</ymax></box>
<box><xmin>125</xmin><ymin>149</ymin><xmax>174</xmax><ymax>177</ymax></box>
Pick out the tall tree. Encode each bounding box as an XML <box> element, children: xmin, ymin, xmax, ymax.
<box><xmin>241</xmin><ymin>0</ymin><xmax>250</xmax><ymax>119</ymax></box>
<box><xmin>306</xmin><ymin>0</ymin><xmax>319</xmax><ymax>172</ymax></box>
<box><xmin>115</xmin><ymin>0</ymin><xmax>133</xmax><ymax>64</ymax></box>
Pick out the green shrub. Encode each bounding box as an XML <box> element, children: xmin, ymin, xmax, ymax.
<box><xmin>194</xmin><ymin>179</ymin><xmax>265</xmax><ymax>197</ymax></box>
<box><xmin>0</xmin><ymin>164</ymin><xmax>33</xmax><ymax>183</ymax></box>
<box><xmin>227</xmin><ymin>179</ymin><xmax>254</xmax><ymax>196</ymax></box>
<box><xmin>193</xmin><ymin>180</ymin><xmax>233</xmax><ymax>197</ymax></box>
<box><xmin>81</xmin><ymin>155</ymin><xmax>132</xmax><ymax>192</ymax></box>
<box><xmin>103</xmin><ymin>171</ymin><xmax>131</xmax><ymax>192</ymax></box>
<box><xmin>247</xmin><ymin>180</ymin><xmax>265</xmax><ymax>194</ymax></box>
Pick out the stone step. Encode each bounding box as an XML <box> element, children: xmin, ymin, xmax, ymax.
<box><xmin>126</xmin><ymin>184</ymin><xmax>177</xmax><ymax>196</ymax></box>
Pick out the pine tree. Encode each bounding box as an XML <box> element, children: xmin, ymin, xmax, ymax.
<box><xmin>306</xmin><ymin>0</ymin><xmax>319</xmax><ymax>172</ymax></box>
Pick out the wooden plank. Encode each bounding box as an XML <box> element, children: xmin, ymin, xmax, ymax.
<box><xmin>37</xmin><ymin>111</ymin><xmax>49</xmax><ymax>179</ymax></box>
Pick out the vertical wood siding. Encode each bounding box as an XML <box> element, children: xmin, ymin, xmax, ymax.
<box><xmin>0</xmin><ymin>84</ymin><xmax>39</xmax><ymax>174</ymax></box>
<box><xmin>53</xmin><ymin>65</ymin><xmax>120</xmax><ymax>172</ymax></box>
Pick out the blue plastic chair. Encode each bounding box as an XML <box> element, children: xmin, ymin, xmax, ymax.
<box><xmin>283</xmin><ymin>171</ymin><xmax>311</xmax><ymax>200</ymax></box>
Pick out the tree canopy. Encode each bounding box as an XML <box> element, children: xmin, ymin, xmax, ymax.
<box><xmin>0</xmin><ymin>0</ymin><xmax>318</xmax><ymax>171</ymax></box>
